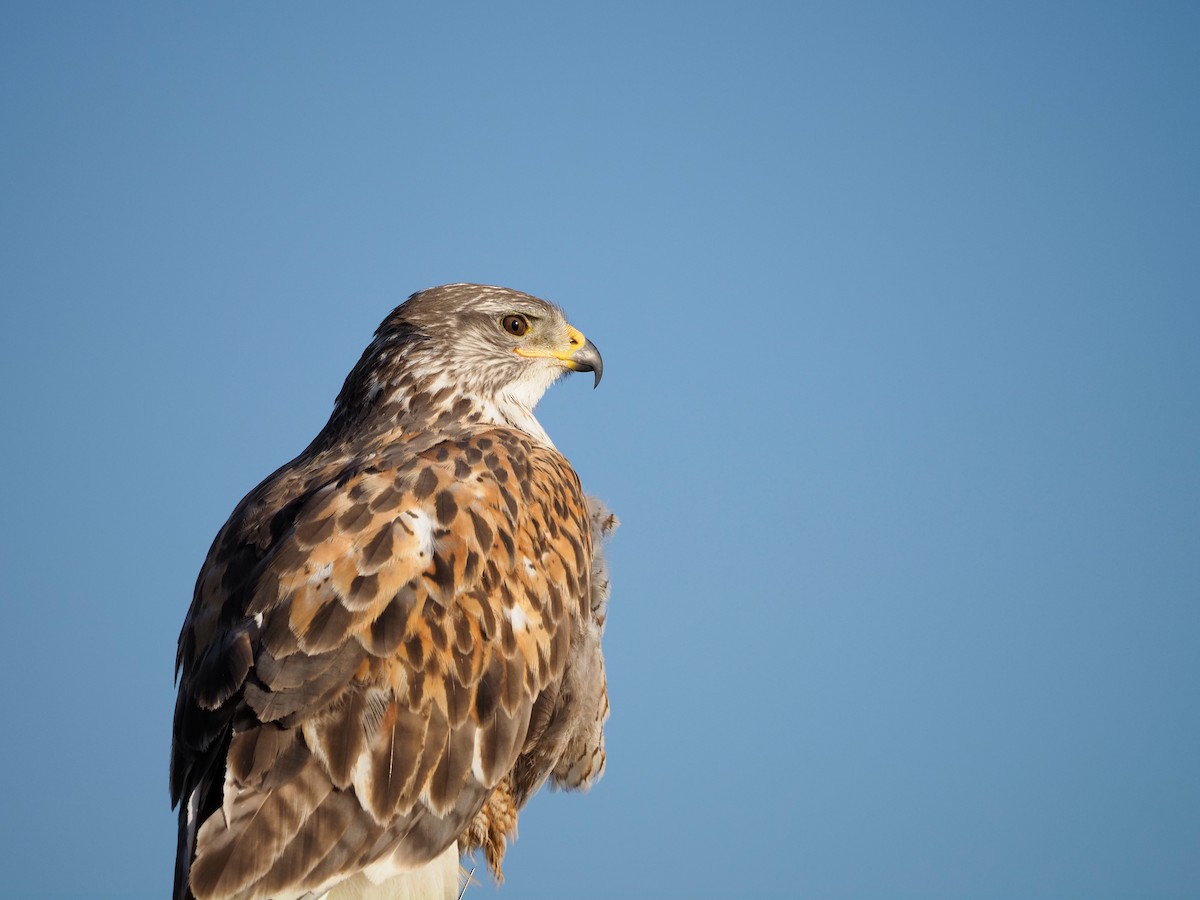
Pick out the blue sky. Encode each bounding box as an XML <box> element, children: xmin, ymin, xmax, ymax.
<box><xmin>1</xmin><ymin>2</ymin><xmax>1197</xmax><ymax>897</ymax></box>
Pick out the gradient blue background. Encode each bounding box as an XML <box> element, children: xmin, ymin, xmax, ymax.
<box><xmin>2</xmin><ymin>3</ymin><xmax>1197</xmax><ymax>897</ymax></box>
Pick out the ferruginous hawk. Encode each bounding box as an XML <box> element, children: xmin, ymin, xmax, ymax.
<box><xmin>171</xmin><ymin>284</ymin><xmax>616</xmax><ymax>900</ymax></box>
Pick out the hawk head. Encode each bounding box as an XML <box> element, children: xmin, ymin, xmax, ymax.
<box><xmin>326</xmin><ymin>284</ymin><xmax>602</xmax><ymax>447</ymax></box>
<box><xmin>392</xmin><ymin>283</ymin><xmax>599</xmax><ymax>390</ymax></box>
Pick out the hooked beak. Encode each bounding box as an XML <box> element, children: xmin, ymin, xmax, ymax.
<box><xmin>565</xmin><ymin>332</ymin><xmax>603</xmax><ymax>388</ymax></box>
<box><xmin>515</xmin><ymin>324</ymin><xmax>604</xmax><ymax>388</ymax></box>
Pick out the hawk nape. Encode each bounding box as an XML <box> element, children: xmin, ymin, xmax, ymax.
<box><xmin>171</xmin><ymin>284</ymin><xmax>616</xmax><ymax>900</ymax></box>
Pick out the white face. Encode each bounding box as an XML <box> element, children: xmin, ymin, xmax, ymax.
<box><xmin>402</xmin><ymin>285</ymin><xmax>585</xmax><ymax>408</ymax></box>
<box><xmin>354</xmin><ymin>284</ymin><xmax>599</xmax><ymax>447</ymax></box>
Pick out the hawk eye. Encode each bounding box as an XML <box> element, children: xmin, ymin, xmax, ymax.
<box><xmin>502</xmin><ymin>314</ymin><xmax>530</xmax><ymax>336</ymax></box>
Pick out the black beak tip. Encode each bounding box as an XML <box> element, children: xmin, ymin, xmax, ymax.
<box><xmin>573</xmin><ymin>339</ymin><xmax>603</xmax><ymax>388</ymax></box>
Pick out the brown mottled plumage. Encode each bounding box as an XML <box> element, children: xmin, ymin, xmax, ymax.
<box><xmin>171</xmin><ymin>285</ymin><xmax>614</xmax><ymax>900</ymax></box>
<box><xmin>459</xmin><ymin>497</ymin><xmax>617</xmax><ymax>883</ymax></box>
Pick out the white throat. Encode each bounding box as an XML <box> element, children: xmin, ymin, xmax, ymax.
<box><xmin>486</xmin><ymin>363</ymin><xmax>564</xmax><ymax>448</ymax></box>
<box><xmin>488</xmin><ymin>393</ymin><xmax>555</xmax><ymax>448</ymax></box>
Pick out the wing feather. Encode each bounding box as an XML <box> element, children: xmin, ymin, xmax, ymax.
<box><xmin>173</xmin><ymin>428</ymin><xmax>594</xmax><ymax>899</ymax></box>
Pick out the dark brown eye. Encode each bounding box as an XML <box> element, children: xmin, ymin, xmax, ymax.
<box><xmin>502</xmin><ymin>314</ymin><xmax>529</xmax><ymax>336</ymax></box>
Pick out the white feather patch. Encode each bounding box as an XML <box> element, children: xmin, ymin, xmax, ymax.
<box><xmin>320</xmin><ymin>842</ymin><xmax>460</xmax><ymax>899</ymax></box>
<box><xmin>408</xmin><ymin>509</ymin><xmax>436</xmax><ymax>559</ymax></box>
<box><xmin>471</xmin><ymin>728</ymin><xmax>487</xmax><ymax>785</ymax></box>
<box><xmin>508</xmin><ymin>604</ymin><xmax>531</xmax><ymax>632</ymax></box>
<box><xmin>221</xmin><ymin>762</ymin><xmax>237</xmax><ymax>829</ymax></box>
